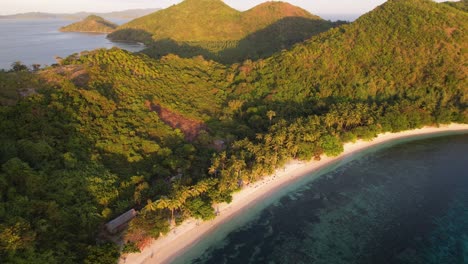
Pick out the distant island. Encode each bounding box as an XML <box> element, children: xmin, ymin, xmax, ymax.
<box><xmin>0</xmin><ymin>8</ymin><xmax>160</xmax><ymax>20</ymax></box>
<box><xmin>60</xmin><ymin>15</ymin><xmax>118</xmax><ymax>33</ymax></box>
<box><xmin>108</xmin><ymin>0</ymin><xmax>345</xmax><ymax>63</ymax></box>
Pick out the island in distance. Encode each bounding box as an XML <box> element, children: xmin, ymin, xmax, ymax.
<box><xmin>0</xmin><ymin>8</ymin><xmax>161</xmax><ymax>20</ymax></box>
<box><xmin>60</xmin><ymin>15</ymin><xmax>118</xmax><ymax>34</ymax></box>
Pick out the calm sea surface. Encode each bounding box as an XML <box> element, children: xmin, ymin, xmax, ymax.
<box><xmin>175</xmin><ymin>133</ymin><xmax>468</xmax><ymax>264</ymax></box>
<box><xmin>0</xmin><ymin>19</ymin><xmax>144</xmax><ymax>70</ymax></box>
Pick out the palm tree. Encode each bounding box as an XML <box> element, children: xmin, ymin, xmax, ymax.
<box><xmin>192</xmin><ymin>180</ymin><xmax>211</xmax><ymax>194</ymax></box>
<box><xmin>144</xmin><ymin>197</ymin><xmax>181</xmax><ymax>226</ymax></box>
<box><xmin>176</xmin><ymin>186</ymin><xmax>193</xmax><ymax>203</ymax></box>
<box><xmin>230</xmin><ymin>156</ymin><xmax>246</xmax><ymax>184</ymax></box>
<box><xmin>144</xmin><ymin>179</ymin><xmax>217</xmax><ymax>226</ymax></box>
<box><xmin>266</xmin><ymin>110</ymin><xmax>276</xmax><ymax>124</ymax></box>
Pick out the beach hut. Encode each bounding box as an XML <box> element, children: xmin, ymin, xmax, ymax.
<box><xmin>105</xmin><ymin>209</ymin><xmax>137</xmax><ymax>234</ymax></box>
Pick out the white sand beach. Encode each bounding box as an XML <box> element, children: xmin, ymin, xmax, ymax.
<box><xmin>120</xmin><ymin>123</ymin><xmax>468</xmax><ymax>264</ymax></box>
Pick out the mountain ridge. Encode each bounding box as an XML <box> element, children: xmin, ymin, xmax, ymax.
<box><xmin>111</xmin><ymin>0</ymin><xmax>324</xmax><ymax>42</ymax></box>
<box><xmin>108</xmin><ymin>0</ymin><xmax>342</xmax><ymax>63</ymax></box>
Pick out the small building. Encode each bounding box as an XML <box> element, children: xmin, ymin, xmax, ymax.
<box><xmin>105</xmin><ymin>209</ymin><xmax>137</xmax><ymax>234</ymax></box>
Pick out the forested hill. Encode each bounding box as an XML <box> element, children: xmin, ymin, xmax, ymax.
<box><xmin>443</xmin><ymin>0</ymin><xmax>468</xmax><ymax>12</ymax></box>
<box><xmin>230</xmin><ymin>0</ymin><xmax>467</xmax><ymax>107</ymax></box>
<box><xmin>108</xmin><ymin>0</ymin><xmax>342</xmax><ymax>63</ymax></box>
<box><xmin>111</xmin><ymin>0</ymin><xmax>319</xmax><ymax>42</ymax></box>
<box><xmin>0</xmin><ymin>49</ymin><xmax>231</xmax><ymax>263</ymax></box>
<box><xmin>0</xmin><ymin>0</ymin><xmax>467</xmax><ymax>263</ymax></box>
<box><xmin>60</xmin><ymin>15</ymin><xmax>118</xmax><ymax>33</ymax></box>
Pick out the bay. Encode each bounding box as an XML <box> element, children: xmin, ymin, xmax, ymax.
<box><xmin>0</xmin><ymin>19</ymin><xmax>144</xmax><ymax>70</ymax></box>
<box><xmin>178</xmin><ymin>133</ymin><xmax>468</xmax><ymax>264</ymax></box>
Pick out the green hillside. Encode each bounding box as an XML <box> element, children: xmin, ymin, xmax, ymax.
<box><xmin>60</xmin><ymin>15</ymin><xmax>118</xmax><ymax>33</ymax></box>
<box><xmin>108</xmin><ymin>0</ymin><xmax>341</xmax><ymax>63</ymax></box>
<box><xmin>0</xmin><ymin>0</ymin><xmax>466</xmax><ymax>263</ymax></box>
<box><xmin>443</xmin><ymin>0</ymin><xmax>468</xmax><ymax>12</ymax></box>
<box><xmin>113</xmin><ymin>0</ymin><xmax>241</xmax><ymax>42</ymax></box>
<box><xmin>110</xmin><ymin>0</ymin><xmax>321</xmax><ymax>42</ymax></box>
<box><xmin>208</xmin><ymin>0</ymin><xmax>467</xmax><ymax>189</ymax></box>
<box><xmin>0</xmin><ymin>50</ymin><xmax>230</xmax><ymax>263</ymax></box>
<box><xmin>231</xmin><ymin>0</ymin><xmax>467</xmax><ymax>105</ymax></box>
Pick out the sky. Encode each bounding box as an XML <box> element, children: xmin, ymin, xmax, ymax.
<box><xmin>0</xmin><ymin>0</ymin><xmax>457</xmax><ymax>16</ymax></box>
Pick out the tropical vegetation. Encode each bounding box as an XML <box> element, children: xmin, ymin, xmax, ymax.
<box><xmin>108</xmin><ymin>0</ymin><xmax>344</xmax><ymax>63</ymax></box>
<box><xmin>0</xmin><ymin>0</ymin><xmax>466</xmax><ymax>263</ymax></box>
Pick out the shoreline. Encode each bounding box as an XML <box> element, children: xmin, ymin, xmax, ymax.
<box><xmin>121</xmin><ymin>123</ymin><xmax>468</xmax><ymax>264</ymax></box>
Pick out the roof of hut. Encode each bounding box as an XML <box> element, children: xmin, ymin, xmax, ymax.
<box><xmin>105</xmin><ymin>209</ymin><xmax>137</xmax><ymax>233</ymax></box>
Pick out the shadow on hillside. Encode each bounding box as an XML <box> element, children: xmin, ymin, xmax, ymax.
<box><xmin>109</xmin><ymin>17</ymin><xmax>346</xmax><ymax>64</ymax></box>
<box><xmin>142</xmin><ymin>38</ymin><xmax>216</xmax><ymax>60</ymax></box>
<box><xmin>107</xmin><ymin>28</ymin><xmax>154</xmax><ymax>44</ymax></box>
<box><xmin>218</xmin><ymin>17</ymin><xmax>346</xmax><ymax>64</ymax></box>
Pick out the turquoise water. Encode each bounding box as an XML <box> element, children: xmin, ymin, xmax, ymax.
<box><xmin>176</xmin><ymin>133</ymin><xmax>468</xmax><ymax>264</ymax></box>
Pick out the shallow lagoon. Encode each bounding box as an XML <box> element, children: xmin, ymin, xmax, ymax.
<box><xmin>175</xmin><ymin>133</ymin><xmax>468</xmax><ymax>264</ymax></box>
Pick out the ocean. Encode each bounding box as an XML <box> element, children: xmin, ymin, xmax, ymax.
<box><xmin>175</xmin><ymin>133</ymin><xmax>468</xmax><ymax>264</ymax></box>
<box><xmin>0</xmin><ymin>19</ymin><xmax>143</xmax><ymax>70</ymax></box>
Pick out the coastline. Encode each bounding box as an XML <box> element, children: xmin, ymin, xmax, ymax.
<box><xmin>59</xmin><ymin>29</ymin><xmax>111</xmax><ymax>34</ymax></box>
<box><xmin>121</xmin><ymin>123</ymin><xmax>468</xmax><ymax>264</ymax></box>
